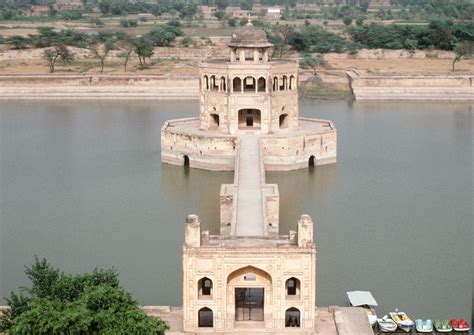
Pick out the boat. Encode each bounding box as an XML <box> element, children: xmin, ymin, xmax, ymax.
<box><xmin>415</xmin><ymin>319</ymin><xmax>433</xmax><ymax>333</ymax></box>
<box><xmin>377</xmin><ymin>316</ymin><xmax>397</xmax><ymax>332</ymax></box>
<box><xmin>434</xmin><ymin>319</ymin><xmax>453</xmax><ymax>332</ymax></box>
<box><xmin>346</xmin><ymin>291</ymin><xmax>378</xmax><ymax>326</ymax></box>
<box><xmin>451</xmin><ymin>319</ymin><xmax>470</xmax><ymax>332</ymax></box>
<box><xmin>389</xmin><ymin>310</ymin><xmax>414</xmax><ymax>333</ymax></box>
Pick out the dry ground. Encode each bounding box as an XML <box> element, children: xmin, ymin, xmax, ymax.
<box><xmin>324</xmin><ymin>57</ymin><xmax>474</xmax><ymax>74</ymax></box>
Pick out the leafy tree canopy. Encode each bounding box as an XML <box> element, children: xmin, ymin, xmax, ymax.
<box><xmin>0</xmin><ymin>257</ymin><xmax>168</xmax><ymax>335</ymax></box>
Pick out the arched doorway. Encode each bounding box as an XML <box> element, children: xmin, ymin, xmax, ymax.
<box><xmin>198</xmin><ymin>307</ymin><xmax>213</xmax><ymax>327</ymax></box>
<box><xmin>279</xmin><ymin>114</ymin><xmax>289</xmax><ymax>128</ymax></box>
<box><xmin>227</xmin><ymin>266</ymin><xmax>272</xmax><ymax>324</ymax></box>
<box><xmin>308</xmin><ymin>155</ymin><xmax>315</xmax><ymax>167</ymax></box>
<box><xmin>183</xmin><ymin>155</ymin><xmax>190</xmax><ymax>166</ymax></box>
<box><xmin>238</xmin><ymin>109</ymin><xmax>261</xmax><ymax>130</ymax></box>
<box><xmin>285</xmin><ymin>307</ymin><xmax>300</xmax><ymax>327</ymax></box>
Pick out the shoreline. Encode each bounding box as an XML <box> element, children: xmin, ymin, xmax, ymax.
<box><xmin>0</xmin><ymin>72</ymin><xmax>472</xmax><ymax>100</ymax></box>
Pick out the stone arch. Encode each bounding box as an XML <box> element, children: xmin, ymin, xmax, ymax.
<box><xmin>220</xmin><ymin>76</ymin><xmax>226</xmax><ymax>92</ymax></box>
<box><xmin>198</xmin><ymin>277</ymin><xmax>213</xmax><ymax>298</ymax></box>
<box><xmin>285</xmin><ymin>307</ymin><xmax>300</xmax><ymax>327</ymax></box>
<box><xmin>227</xmin><ymin>265</ymin><xmax>272</xmax><ymax>285</ymax></box>
<box><xmin>290</xmin><ymin>75</ymin><xmax>296</xmax><ymax>90</ymax></box>
<box><xmin>233</xmin><ymin>77</ymin><xmax>242</xmax><ymax>93</ymax></box>
<box><xmin>257</xmin><ymin>77</ymin><xmax>266</xmax><ymax>92</ymax></box>
<box><xmin>198</xmin><ymin>307</ymin><xmax>213</xmax><ymax>327</ymax></box>
<box><xmin>183</xmin><ymin>155</ymin><xmax>190</xmax><ymax>166</ymax></box>
<box><xmin>272</xmin><ymin>76</ymin><xmax>278</xmax><ymax>91</ymax></box>
<box><xmin>243</xmin><ymin>76</ymin><xmax>256</xmax><ymax>92</ymax></box>
<box><xmin>285</xmin><ymin>277</ymin><xmax>300</xmax><ymax>296</ymax></box>
<box><xmin>203</xmin><ymin>75</ymin><xmax>209</xmax><ymax>91</ymax></box>
<box><xmin>308</xmin><ymin>155</ymin><xmax>315</xmax><ymax>167</ymax></box>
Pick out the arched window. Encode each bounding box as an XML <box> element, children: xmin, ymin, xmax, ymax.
<box><xmin>198</xmin><ymin>307</ymin><xmax>213</xmax><ymax>327</ymax></box>
<box><xmin>209</xmin><ymin>113</ymin><xmax>219</xmax><ymax>129</ymax></box>
<box><xmin>285</xmin><ymin>307</ymin><xmax>300</xmax><ymax>327</ymax></box>
<box><xmin>220</xmin><ymin>76</ymin><xmax>226</xmax><ymax>92</ymax></box>
<box><xmin>280</xmin><ymin>75</ymin><xmax>287</xmax><ymax>90</ymax></box>
<box><xmin>257</xmin><ymin>77</ymin><xmax>266</xmax><ymax>92</ymax></box>
<box><xmin>210</xmin><ymin>75</ymin><xmax>218</xmax><ymax>91</ymax></box>
<box><xmin>308</xmin><ymin>155</ymin><xmax>315</xmax><ymax>167</ymax></box>
<box><xmin>198</xmin><ymin>277</ymin><xmax>213</xmax><ymax>297</ymax></box>
<box><xmin>203</xmin><ymin>75</ymin><xmax>209</xmax><ymax>91</ymax></box>
<box><xmin>290</xmin><ymin>75</ymin><xmax>296</xmax><ymax>90</ymax></box>
<box><xmin>273</xmin><ymin>76</ymin><xmax>278</xmax><ymax>91</ymax></box>
<box><xmin>243</xmin><ymin>76</ymin><xmax>256</xmax><ymax>92</ymax></box>
<box><xmin>279</xmin><ymin>114</ymin><xmax>289</xmax><ymax>129</ymax></box>
<box><xmin>233</xmin><ymin>77</ymin><xmax>242</xmax><ymax>93</ymax></box>
<box><xmin>285</xmin><ymin>277</ymin><xmax>300</xmax><ymax>296</ymax></box>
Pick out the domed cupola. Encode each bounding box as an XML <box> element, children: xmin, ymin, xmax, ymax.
<box><xmin>228</xmin><ymin>22</ymin><xmax>273</xmax><ymax>63</ymax></box>
<box><xmin>229</xmin><ymin>22</ymin><xmax>273</xmax><ymax>48</ymax></box>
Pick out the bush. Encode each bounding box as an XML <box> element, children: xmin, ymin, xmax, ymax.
<box><xmin>5</xmin><ymin>35</ymin><xmax>30</xmax><ymax>49</ymax></box>
<box><xmin>120</xmin><ymin>18</ymin><xmax>138</xmax><ymax>28</ymax></box>
<box><xmin>289</xmin><ymin>25</ymin><xmax>359</xmax><ymax>53</ymax></box>
<box><xmin>61</xmin><ymin>10</ymin><xmax>83</xmax><ymax>21</ymax></box>
<box><xmin>239</xmin><ymin>17</ymin><xmax>248</xmax><ymax>26</ymax></box>
<box><xmin>0</xmin><ymin>257</ymin><xmax>169</xmax><ymax>334</ymax></box>
<box><xmin>228</xmin><ymin>18</ymin><xmax>236</xmax><ymax>27</ymax></box>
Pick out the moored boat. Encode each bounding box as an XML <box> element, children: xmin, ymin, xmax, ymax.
<box><xmin>389</xmin><ymin>310</ymin><xmax>414</xmax><ymax>333</ymax></box>
<box><xmin>415</xmin><ymin>319</ymin><xmax>433</xmax><ymax>333</ymax></box>
<box><xmin>434</xmin><ymin>319</ymin><xmax>453</xmax><ymax>332</ymax></box>
<box><xmin>377</xmin><ymin>316</ymin><xmax>397</xmax><ymax>333</ymax></box>
<box><xmin>451</xmin><ymin>319</ymin><xmax>470</xmax><ymax>332</ymax></box>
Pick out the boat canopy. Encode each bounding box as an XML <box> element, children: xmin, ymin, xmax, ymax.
<box><xmin>346</xmin><ymin>291</ymin><xmax>378</xmax><ymax>307</ymax></box>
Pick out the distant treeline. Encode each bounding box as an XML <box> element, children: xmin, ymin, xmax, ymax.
<box><xmin>282</xmin><ymin>19</ymin><xmax>474</xmax><ymax>53</ymax></box>
<box><xmin>1</xmin><ymin>0</ymin><xmax>473</xmax><ymax>23</ymax></box>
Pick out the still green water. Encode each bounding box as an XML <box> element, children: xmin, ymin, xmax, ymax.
<box><xmin>0</xmin><ymin>100</ymin><xmax>472</xmax><ymax>321</ymax></box>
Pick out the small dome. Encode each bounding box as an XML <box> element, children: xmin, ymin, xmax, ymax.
<box><xmin>229</xmin><ymin>22</ymin><xmax>272</xmax><ymax>48</ymax></box>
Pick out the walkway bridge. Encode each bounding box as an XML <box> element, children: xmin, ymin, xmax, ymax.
<box><xmin>220</xmin><ymin>134</ymin><xmax>280</xmax><ymax>238</ymax></box>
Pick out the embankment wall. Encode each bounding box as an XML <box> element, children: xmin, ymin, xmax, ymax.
<box><xmin>348</xmin><ymin>70</ymin><xmax>474</xmax><ymax>100</ymax></box>
<box><xmin>0</xmin><ymin>74</ymin><xmax>199</xmax><ymax>100</ymax></box>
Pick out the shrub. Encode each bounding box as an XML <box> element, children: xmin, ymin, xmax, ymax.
<box><xmin>0</xmin><ymin>257</ymin><xmax>168</xmax><ymax>334</ymax></box>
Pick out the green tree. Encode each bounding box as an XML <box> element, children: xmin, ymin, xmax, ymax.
<box><xmin>0</xmin><ymin>257</ymin><xmax>168</xmax><ymax>334</ymax></box>
<box><xmin>117</xmin><ymin>34</ymin><xmax>135</xmax><ymax>72</ymax></box>
<box><xmin>228</xmin><ymin>18</ymin><xmax>237</xmax><ymax>27</ymax></box>
<box><xmin>88</xmin><ymin>39</ymin><xmax>114</xmax><ymax>73</ymax></box>
<box><xmin>299</xmin><ymin>53</ymin><xmax>325</xmax><ymax>74</ymax></box>
<box><xmin>452</xmin><ymin>42</ymin><xmax>473</xmax><ymax>71</ymax></box>
<box><xmin>343</xmin><ymin>16</ymin><xmax>352</xmax><ymax>26</ymax></box>
<box><xmin>359</xmin><ymin>0</ymin><xmax>370</xmax><ymax>13</ymax></box>
<box><xmin>239</xmin><ymin>17</ymin><xmax>248</xmax><ymax>26</ymax></box>
<box><xmin>134</xmin><ymin>36</ymin><xmax>154</xmax><ymax>67</ymax></box>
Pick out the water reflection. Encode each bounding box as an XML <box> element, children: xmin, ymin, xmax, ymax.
<box><xmin>160</xmin><ymin>163</ymin><xmax>233</xmax><ymax>234</ymax></box>
<box><xmin>266</xmin><ymin>164</ymin><xmax>337</xmax><ymax>235</ymax></box>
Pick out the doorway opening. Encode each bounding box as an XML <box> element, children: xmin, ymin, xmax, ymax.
<box><xmin>308</xmin><ymin>155</ymin><xmax>315</xmax><ymax>167</ymax></box>
<box><xmin>235</xmin><ymin>288</ymin><xmax>264</xmax><ymax>321</ymax></box>
<box><xmin>285</xmin><ymin>307</ymin><xmax>300</xmax><ymax>327</ymax></box>
<box><xmin>183</xmin><ymin>155</ymin><xmax>190</xmax><ymax>166</ymax></box>
<box><xmin>238</xmin><ymin>109</ymin><xmax>261</xmax><ymax>130</ymax></box>
<box><xmin>198</xmin><ymin>307</ymin><xmax>213</xmax><ymax>327</ymax></box>
<box><xmin>279</xmin><ymin>114</ymin><xmax>289</xmax><ymax>128</ymax></box>
<box><xmin>209</xmin><ymin>113</ymin><xmax>219</xmax><ymax>129</ymax></box>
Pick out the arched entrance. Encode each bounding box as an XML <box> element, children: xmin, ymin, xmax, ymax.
<box><xmin>238</xmin><ymin>109</ymin><xmax>261</xmax><ymax>130</ymax></box>
<box><xmin>227</xmin><ymin>266</ymin><xmax>272</xmax><ymax>324</ymax></box>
